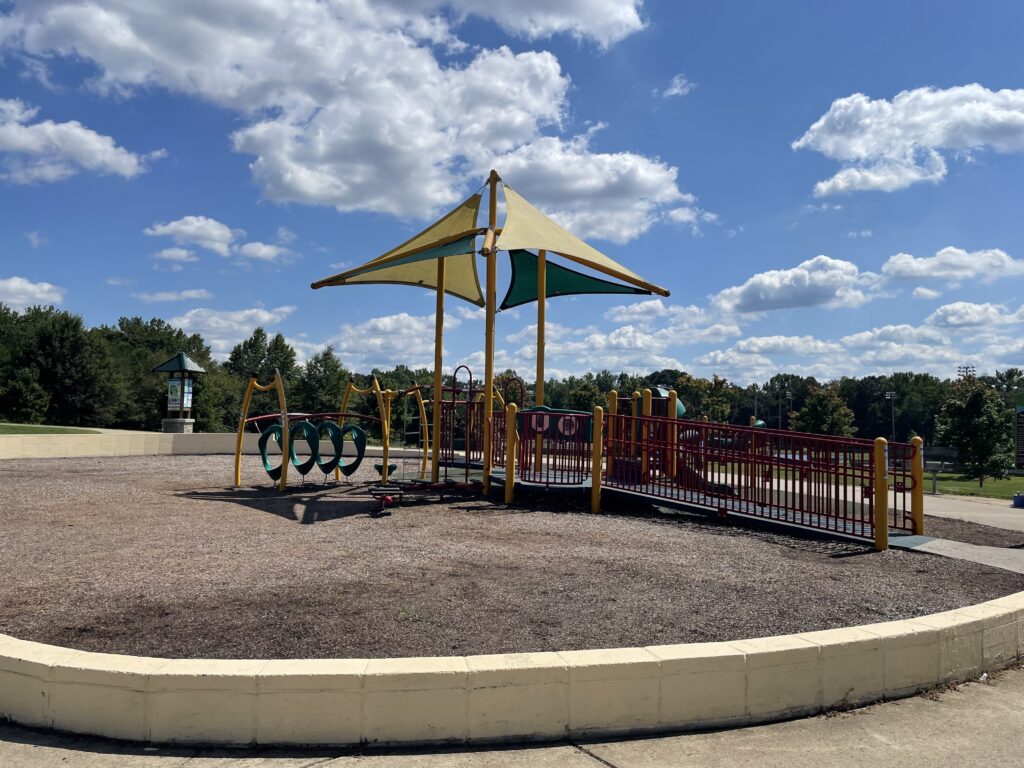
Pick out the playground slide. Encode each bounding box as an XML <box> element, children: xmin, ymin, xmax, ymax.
<box><xmin>674</xmin><ymin>456</ymin><xmax>736</xmax><ymax>498</ymax></box>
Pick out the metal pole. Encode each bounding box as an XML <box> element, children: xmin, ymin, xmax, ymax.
<box><xmin>431</xmin><ymin>258</ymin><xmax>445</xmax><ymax>483</ymax></box>
<box><xmin>482</xmin><ymin>170</ymin><xmax>498</xmax><ymax>493</ymax></box>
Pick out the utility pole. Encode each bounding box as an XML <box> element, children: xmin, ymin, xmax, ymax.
<box><xmin>885</xmin><ymin>390</ymin><xmax>896</xmax><ymax>442</ymax></box>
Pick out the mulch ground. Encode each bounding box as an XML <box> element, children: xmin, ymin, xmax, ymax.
<box><xmin>1</xmin><ymin>455</ymin><xmax>1023</xmax><ymax>660</ymax></box>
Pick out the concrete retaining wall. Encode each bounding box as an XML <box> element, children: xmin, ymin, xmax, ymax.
<box><xmin>1</xmin><ymin>593</ymin><xmax>1021</xmax><ymax>746</ymax></box>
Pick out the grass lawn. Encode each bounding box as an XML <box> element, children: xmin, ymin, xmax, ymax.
<box><xmin>930</xmin><ymin>472</ymin><xmax>1024</xmax><ymax>501</ymax></box>
<box><xmin>0</xmin><ymin>423</ymin><xmax>101</xmax><ymax>435</ymax></box>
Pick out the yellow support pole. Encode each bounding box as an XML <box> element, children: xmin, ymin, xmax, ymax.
<box><xmin>591</xmin><ymin>405</ymin><xmax>604</xmax><ymax>513</ymax></box>
<box><xmin>749</xmin><ymin>415</ymin><xmax>756</xmax><ymax>427</ymax></box>
<box><xmin>911</xmin><ymin>435</ymin><xmax>925</xmax><ymax>535</ymax></box>
<box><xmin>874</xmin><ymin>437</ymin><xmax>889</xmax><ymax>551</ymax></box>
<box><xmin>431</xmin><ymin>258</ymin><xmax>445</xmax><ymax>483</ymax></box>
<box><xmin>274</xmin><ymin>369</ymin><xmax>289</xmax><ymax>493</ymax></box>
<box><xmin>668</xmin><ymin>389</ymin><xmax>678</xmax><ymax>480</ymax></box>
<box><xmin>641</xmin><ymin>389</ymin><xmax>652</xmax><ymax>480</ymax></box>
<box><xmin>505</xmin><ymin>403</ymin><xmax>518</xmax><ymax>504</ymax></box>
<box><xmin>234</xmin><ymin>378</ymin><xmax>257</xmax><ymax>487</ymax></box>
<box><xmin>536</xmin><ymin>250</ymin><xmax>546</xmax><ymax>407</ymax></box>
<box><xmin>606</xmin><ymin>390</ymin><xmax>617</xmax><ymax>480</ymax></box>
<box><xmin>380</xmin><ymin>389</ymin><xmax>394</xmax><ymax>484</ymax></box>
<box><xmin>483</xmin><ymin>169</ymin><xmax>499</xmax><ymax>493</ymax></box>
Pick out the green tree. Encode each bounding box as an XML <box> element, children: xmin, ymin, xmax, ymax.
<box><xmin>936</xmin><ymin>377</ymin><xmax>1014</xmax><ymax>486</ymax></box>
<box><xmin>226</xmin><ymin>327</ymin><xmax>269</xmax><ymax>380</ymax></box>
<box><xmin>790</xmin><ymin>385</ymin><xmax>856</xmax><ymax>436</ymax></box>
<box><xmin>294</xmin><ymin>347</ymin><xmax>349</xmax><ymax>414</ymax></box>
<box><xmin>0</xmin><ymin>366</ymin><xmax>50</xmax><ymax>423</ymax></box>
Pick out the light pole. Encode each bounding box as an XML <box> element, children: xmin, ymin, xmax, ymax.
<box><xmin>885</xmin><ymin>390</ymin><xmax>896</xmax><ymax>442</ymax></box>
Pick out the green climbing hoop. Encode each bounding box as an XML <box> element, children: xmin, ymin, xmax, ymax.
<box><xmin>257</xmin><ymin>419</ymin><xmax>368</xmax><ymax>481</ymax></box>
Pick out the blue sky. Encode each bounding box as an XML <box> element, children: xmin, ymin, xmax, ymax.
<box><xmin>2</xmin><ymin>0</ymin><xmax>1023</xmax><ymax>383</ymax></box>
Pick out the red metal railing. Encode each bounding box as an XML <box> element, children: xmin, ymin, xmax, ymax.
<box><xmin>602</xmin><ymin>414</ymin><xmax>916</xmax><ymax>540</ymax></box>
<box><xmin>516</xmin><ymin>410</ymin><xmax>593</xmax><ymax>486</ymax></box>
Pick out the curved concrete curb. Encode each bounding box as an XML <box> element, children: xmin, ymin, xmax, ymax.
<box><xmin>1</xmin><ymin>593</ymin><xmax>1021</xmax><ymax>746</ymax></box>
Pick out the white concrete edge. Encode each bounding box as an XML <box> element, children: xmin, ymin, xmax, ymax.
<box><xmin>1</xmin><ymin>592</ymin><xmax>1021</xmax><ymax>747</ymax></box>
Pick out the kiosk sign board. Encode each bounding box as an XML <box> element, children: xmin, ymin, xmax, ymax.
<box><xmin>167</xmin><ymin>377</ymin><xmax>193</xmax><ymax>410</ymax></box>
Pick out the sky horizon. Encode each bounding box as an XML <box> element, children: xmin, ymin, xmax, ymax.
<box><xmin>2</xmin><ymin>1</ymin><xmax>1023</xmax><ymax>384</ymax></box>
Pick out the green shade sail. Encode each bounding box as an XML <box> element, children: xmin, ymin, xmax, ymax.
<box><xmin>151</xmin><ymin>352</ymin><xmax>206</xmax><ymax>374</ymax></box>
<box><xmin>499</xmin><ymin>250</ymin><xmax>651</xmax><ymax>310</ymax></box>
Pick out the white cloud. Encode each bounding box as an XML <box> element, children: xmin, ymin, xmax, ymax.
<box><xmin>661</xmin><ymin>73</ymin><xmax>696</xmax><ymax>98</ymax></box>
<box><xmin>152</xmin><ymin>247</ymin><xmax>198</xmax><ymax>263</ymax></box>
<box><xmin>713</xmin><ymin>255</ymin><xmax>882</xmax><ymax>314</ymax></box>
<box><xmin>1</xmin><ymin>2</ymin><xmax>688</xmax><ymax>242</ymax></box>
<box><xmin>847</xmin><ymin>229</ymin><xmax>872</xmax><ymax>238</ymax></box>
<box><xmin>442</xmin><ymin>0</ymin><xmax>645</xmax><ymax>46</ymax></box>
<box><xmin>132</xmin><ymin>289</ymin><xmax>213</xmax><ymax>303</ymax></box>
<box><xmin>0</xmin><ymin>98</ymin><xmax>162</xmax><ymax>184</ymax></box>
<box><xmin>882</xmin><ymin>246</ymin><xmax>1024</xmax><ymax>284</ymax></box>
<box><xmin>235</xmin><ymin>241</ymin><xmax>294</xmax><ymax>263</ymax></box>
<box><xmin>926</xmin><ymin>301</ymin><xmax>1024</xmax><ymax>329</ymax></box>
<box><xmin>912</xmin><ymin>286</ymin><xmax>941</xmax><ymax>300</ymax></box>
<box><xmin>24</xmin><ymin>230</ymin><xmax>45</xmax><ymax>248</ymax></box>
<box><xmin>145</xmin><ymin>215</ymin><xmax>240</xmax><ymax>256</ymax></box>
<box><xmin>329</xmin><ymin>311</ymin><xmax>462</xmax><ymax>370</ymax></box>
<box><xmin>493</xmin><ymin>129</ymin><xmax>703</xmax><ymax>242</ymax></box>
<box><xmin>840</xmin><ymin>324</ymin><xmax>949</xmax><ymax>348</ymax></box>
<box><xmin>275</xmin><ymin>226</ymin><xmax>297</xmax><ymax>244</ymax></box>
<box><xmin>170</xmin><ymin>305</ymin><xmax>296</xmax><ymax>357</ymax></box>
<box><xmin>793</xmin><ymin>84</ymin><xmax>1024</xmax><ymax>195</ymax></box>
<box><xmin>732</xmin><ymin>335</ymin><xmax>842</xmax><ymax>356</ymax></box>
<box><xmin>0</xmin><ymin>275</ymin><xmax>65</xmax><ymax>308</ymax></box>
<box><xmin>105</xmin><ymin>277</ymin><xmax>134</xmax><ymax>286</ymax></box>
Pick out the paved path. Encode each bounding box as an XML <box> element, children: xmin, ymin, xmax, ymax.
<box><xmin>891</xmin><ymin>534</ymin><xmax>1024</xmax><ymax>574</ymax></box>
<box><xmin>2</xmin><ymin>666</ymin><xmax>1022</xmax><ymax>767</ymax></box>
<box><xmin>925</xmin><ymin>493</ymin><xmax>1024</xmax><ymax>533</ymax></box>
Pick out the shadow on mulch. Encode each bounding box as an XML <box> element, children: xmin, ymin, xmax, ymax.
<box><xmin>181</xmin><ymin>484</ymin><xmax>376</xmax><ymax>525</ymax></box>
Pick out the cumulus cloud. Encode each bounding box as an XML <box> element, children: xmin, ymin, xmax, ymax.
<box><xmin>0</xmin><ymin>275</ymin><xmax>65</xmax><ymax>308</ymax></box>
<box><xmin>152</xmin><ymin>247</ymin><xmax>198</xmax><ymax>264</ymax></box>
<box><xmin>490</xmin><ymin>129</ymin><xmax>704</xmax><ymax>242</ymax></box>
<box><xmin>145</xmin><ymin>216</ymin><xmax>240</xmax><ymax>257</ymax></box>
<box><xmin>329</xmin><ymin>311</ymin><xmax>462</xmax><ymax>370</ymax></box>
<box><xmin>840</xmin><ymin>324</ymin><xmax>949</xmax><ymax>348</ymax></box>
<box><xmin>913</xmin><ymin>286</ymin><xmax>941</xmax><ymax>300</ymax></box>
<box><xmin>926</xmin><ymin>301</ymin><xmax>1024</xmax><ymax>329</ymax></box>
<box><xmin>0</xmin><ymin>2</ymin><xmax>688</xmax><ymax>241</ymax></box>
<box><xmin>235</xmin><ymin>242</ymin><xmax>294</xmax><ymax>263</ymax></box>
<box><xmin>882</xmin><ymin>246</ymin><xmax>1024</xmax><ymax>284</ymax></box>
<box><xmin>793</xmin><ymin>84</ymin><xmax>1024</xmax><ymax>196</ymax></box>
<box><xmin>132</xmin><ymin>289</ymin><xmax>213</xmax><ymax>303</ymax></box>
<box><xmin>170</xmin><ymin>305</ymin><xmax>296</xmax><ymax>357</ymax></box>
<box><xmin>661</xmin><ymin>74</ymin><xmax>696</xmax><ymax>98</ymax></box>
<box><xmin>713</xmin><ymin>255</ymin><xmax>882</xmax><ymax>314</ymax></box>
<box><xmin>0</xmin><ymin>98</ymin><xmax>162</xmax><ymax>183</ymax></box>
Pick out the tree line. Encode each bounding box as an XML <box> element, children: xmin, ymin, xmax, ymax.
<box><xmin>0</xmin><ymin>304</ymin><xmax>1019</xmax><ymax>482</ymax></box>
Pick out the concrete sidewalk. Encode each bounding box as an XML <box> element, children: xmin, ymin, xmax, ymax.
<box><xmin>925</xmin><ymin>493</ymin><xmax>1024</xmax><ymax>533</ymax></box>
<box><xmin>2</xmin><ymin>665</ymin><xmax>1022</xmax><ymax>767</ymax></box>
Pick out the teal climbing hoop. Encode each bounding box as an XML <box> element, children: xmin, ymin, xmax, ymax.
<box><xmin>257</xmin><ymin>419</ymin><xmax>368</xmax><ymax>481</ymax></box>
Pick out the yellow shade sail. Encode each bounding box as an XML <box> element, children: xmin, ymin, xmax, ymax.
<box><xmin>495</xmin><ymin>184</ymin><xmax>669</xmax><ymax>297</ymax></box>
<box><xmin>311</xmin><ymin>193</ymin><xmax>485</xmax><ymax>306</ymax></box>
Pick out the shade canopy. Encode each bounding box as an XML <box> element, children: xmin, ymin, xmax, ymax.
<box><xmin>310</xmin><ymin>175</ymin><xmax>670</xmax><ymax>306</ymax></box>
<box><xmin>311</xmin><ymin>193</ymin><xmax>485</xmax><ymax>306</ymax></box>
<box><xmin>500</xmin><ymin>250</ymin><xmax>650</xmax><ymax>310</ymax></box>
<box><xmin>495</xmin><ymin>184</ymin><xmax>669</xmax><ymax>297</ymax></box>
<box><xmin>151</xmin><ymin>352</ymin><xmax>206</xmax><ymax>374</ymax></box>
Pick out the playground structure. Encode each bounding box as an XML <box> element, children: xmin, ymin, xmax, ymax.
<box><xmin>235</xmin><ymin>364</ymin><xmax>924</xmax><ymax>548</ymax></box>
<box><xmin>208</xmin><ymin>168</ymin><xmax>931</xmax><ymax>547</ymax></box>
